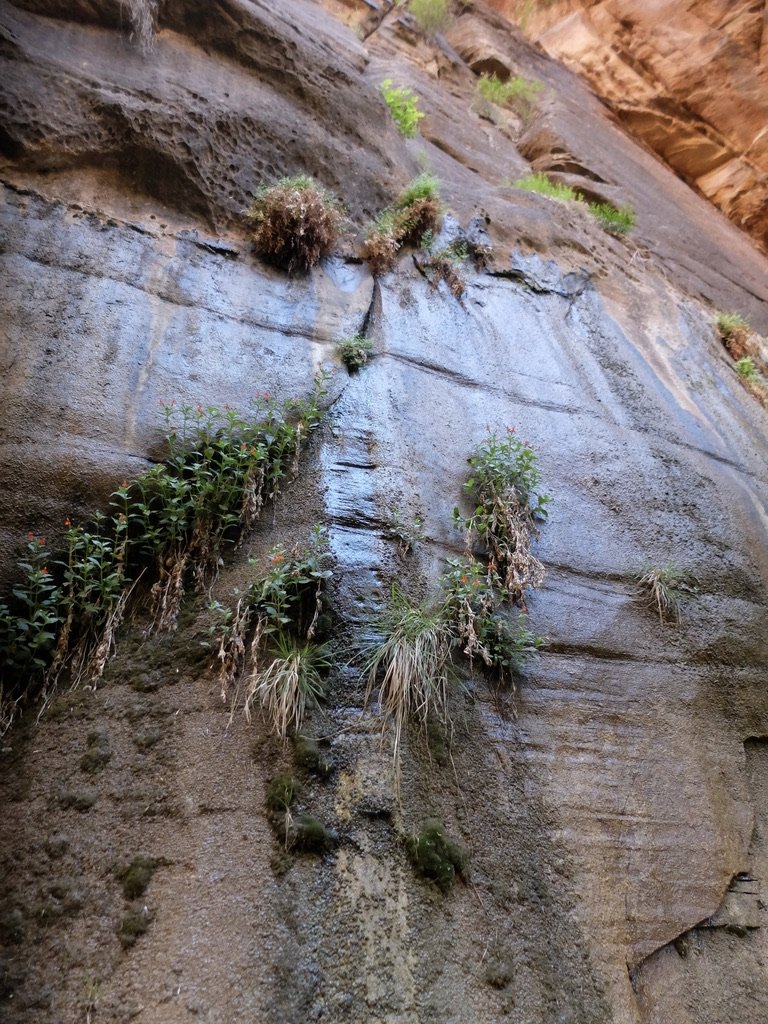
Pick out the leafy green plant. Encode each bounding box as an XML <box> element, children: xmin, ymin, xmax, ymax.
<box><xmin>456</xmin><ymin>428</ymin><xmax>550</xmax><ymax>604</ymax></box>
<box><xmin>363</xmin><ymin>174</ymin><xmax>442</xmax><ymax>273</ymax></box>
<box><xmin>510</xmin><ymin>172</ymin><xmax>580</xmax><ymax>203</ymax></box>
<box><xmin>441</xmin><ymin>558</ymin><xmax>544</xmax><ymax>680</ymax></box>
<box><xmin>588</xmin><ymin>202</ymin><xmax>636</xmax><ymax>235</ymax></box>
<box><xmin>380</xmin><ymin>79</ymin><xmax>425</xmax><ymax>139</ymax></box>
<box><xmin>475</xmin><ymin>72</ymin><xmax>543</xmax><ymax>119</ymax></box>
<box><xmin>0</xmin><ymin>379</ymin><xmax>329</xmax><ymax>734</ymax></box>
<box><xmin>248</xmin><ymin>175</ymin><xmax>344</xmax><ymax>273</ymax></box>
<box><xmin>362</xmin><ymin>588</ymin><xmax>453</xmax><ymax>766</ymax></box>
<box><xmin>406</xmin><ymin>819</ymin><xmax>467</xmax><ymax>891</ymax></box>
<box><xmin>336</xmin><ymin>333</ymin><xmax>373</xmax><ymax>373</ymax></box>
<box><xmin>409</xmin><ymin>0</ymin><xmax>453</xmax><ymax>35</ymax></box>
<box><xmin>635</xmin><ymin>565</ymin><xmax>697</xmax><ymax>625</ymax></box>
<box><xmin>245</xmin><ymin>635</ymin><xmax>331</xmax><ymax>740</ymax></box>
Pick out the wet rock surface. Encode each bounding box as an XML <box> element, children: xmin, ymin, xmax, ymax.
<box><xmin>0</xmin><ymin>1</ymin><xmax>767</xmax><ymax>1022</ymax></box>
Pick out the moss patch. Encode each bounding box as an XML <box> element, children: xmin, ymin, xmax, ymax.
<box><xmin>406</xmin><ymin>819</ymin><xmax>468</xmax><ymax>892</ymax></box>
<box><xmin>117</xmin><ymin>856</ymin><xmax>156</xmax><ymax>900</ymax></box>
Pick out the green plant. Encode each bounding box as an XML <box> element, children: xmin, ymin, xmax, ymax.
<box><xmin>420</xmin><ymin>239</ymin><xmax>469</xmax><ymax>298</ymax></box>
<box><xmin>716</xmin><ymin>311</ymin><xmax>749</xmax><ymax>341</ymax></box>
<box><xmin>588</xmin><ymin>202</ymin><xmax>636</xmax><ymax>235</ymax></box>
<box><xmin>406</xmin><ymin>819</ymin><xmax>467</xmax><ymax>891</ymax></box>
<box><xmin>409</xmin><ymin>0</ymin><xmax>452</xmax><ymax>34</ymax></box>
<box><xmin>0</xmin><ymin>378</ymin><xmax>328</xmax><ymax>735</ymax></box>
<box><xmin>456</xmin><ymin>428</ymin><xmax>550</xmax><ymax>604</ymax></box>
<box><xmin>79</xmin><ymin>730</ymin><xmax>112</xmax><ymax>774</ymax></box>
<box><xmin>293</xmin><ymin>734</ymin><xmax>332</xmax><ymax>777</ymax></box>
<box><xmin>475</xmin><ymin>72</ymin><xmax>542</xmax><ymax>119</ymax></box>
<box><xmin>384</xmin><ymin>508</ymin><xmax>425</xmax><ymax>556</ymax></box>
<box><xmin>635</xmin><ymin>565</ymin><xmax>697</xmax><ymax>625</ymax></box>
<box><xmin>266</xmin><ymin>773</ymin><xmax>299</xmax><ymax>812</ymax></box>
<box><xmin>735</xmin><ymin>356</ymin><xmax>759</xmax><ymax>380</ymax></box>
<box><xmin>248</xmin><ymin>175</ymin><xmax>344</xmax><ymax>273</ymax></box>
<box><xmin>441</xmin><ymin>558</ymin><xmax>545</xmax><ymax>680</ymax></box>
<box><xmin>510</xmin><ymin>172</ymin><xmax>580</xmax><ymax>203</ymax></box>
<box><xmin>380</xmin><ymin>79</ymin><xmax>425</xmax><ymax>138</ymax></box>
<box><xmin>336</xmin><ymin>333</ymin><xmax>373</xmax><ymax>373</ymax></box>
<box><xmin>363</xmin><ymin>174</ymin><xmax>442</xmax><ymax>273</ymax></box>
<box><xmin>362</xmin><ymin>588</ymin><xmax>453</xmax><ymax>765</ymax></box>
<box><xmin>244</xmin><ymin>635</ymin><xmax>331</xmax><ymax>740</ymax></box>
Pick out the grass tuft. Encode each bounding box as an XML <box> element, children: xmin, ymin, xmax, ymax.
<box><xmin>588</xmin><ymin>202</ymin><xmax>636</xmax><ymax>235</ymax></box>
<box><xmin>248</xmin><ymin>176</ymin><xmax>344</xmax><ymax>273</ymax></box>
<box><xmin>635</xmin><ymin>565</ymin><xmax>697</xmax><ymax>625</ymax></box>
<box><xmin>380</xmin><ymin>80</ymin><xmax>425</xmax><ymax>139</ymax></box>
<box><xmin>245</xmin><ymin>635</ymin><xmax>331</xmax><ymax>740</ymax></box>
<box><xmin>362</xmin><ymin>588</ymin><xmax>453</xmax><ymax>766</ymax></box>
<box><xmin>475</xmin><ymin>72</ymin><xmax>542</xmax><ymax>119</ymax></box>
<box><xmin>363</xmin><ymin>175</ymin><xmax>442</xmax><ymax>274</ymax></box>
<box><xmin>409</xmin><ymin>0</ymin><xmax>453</xmax><ymax>34</ymax></box>
<box><xmin>510</xmin><ymin>172</ymin><xmax>580</xmax><ymax>203</ymax></box>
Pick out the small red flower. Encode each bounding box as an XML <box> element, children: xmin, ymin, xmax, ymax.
<box><xmin>64</xmin><ymin>517</ymin><xmax>71</xmax><ymax>528</ymax></box>
<box><xmin>41</xmin><ymin>565</ymin><xmax>48</xmax><ymax>575</ymax></box>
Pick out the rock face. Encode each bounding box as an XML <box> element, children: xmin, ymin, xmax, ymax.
<box><xmin>1</xmin><ymin>2</ymin><xmax>767</xmax><ymax>1023</ymax></box>
<box><xmin>488</xmin><ymin>0</ymin><xmax>768</xmax><ymax>253</ymax></box>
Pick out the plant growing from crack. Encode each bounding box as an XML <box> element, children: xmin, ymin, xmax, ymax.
<box><xmin>380</xmin><ymin>79</ymin><xmax>425</xmax><ymax>138</ymax></box>
<box><xmin>363</xmin><ymin>174</ymin><xmax>442</xmax><ymax>274</ymax></box>
<box><xmin>0</xmin><ymin>376</ymin><xmax>329</xmax><ymax>735</ymax></box>
<box><xmin>635</xmin><ymin>564</ymin><xmax>698</xmax><ymax>625</ymax></box>
<box><xmin>209</xmin><ymin>527</ymin><xmax>334</xmax><ymax>739</ymax></box>
<box><xmin>248</xmin><ymin>176</ymin><xmax>344</xmax><ymax>273</ymax></box>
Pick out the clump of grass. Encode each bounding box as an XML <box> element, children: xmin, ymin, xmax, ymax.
<box><xmin>265</xmin><ymin>773</ymin><xmax>299</xmax><ymax>812</ymax></box>
<box><xmin>409</xmin><ymin>0</ymin><xmax>453</xmax><ymax>35</ymax></box>
<box><xmin>336</xmin><ymin>333</ymin><xmax>373</xmax><ymax>373</ymax></box>
<box><xmin>248</xmin><ymin>175</ymin><xmax>344</xmax><ymax>273</ymax></box>
<box><xmin>588</xmin><ymin>202</ymin><xmax>636</xmax><ymax>235</ymax></box>
<box><xmin>59</xmin><ymin>788</ymin><xmax>97</xmax><ymax>812</ymax></box>
<box><xmin>736</xmin><ymin>356</ymin><xmax>759</xmax><ymax>380</ymax></box>
<box><xmin>290</xmin><ymin>814</ymin><xmax>333</xmax><ymax>852</ymax></box>
<box><xmin>362</xmin><ymin>588</ymin><xmax>453</xmax><ymax>766</ymax></box>
<box><xmin>380</xmin><ymin>79</ymin><xmax>425</xmax><ymax>138</ymax></box>
<box><xmin>510</xmin><ymin>172</ymin><xmax>580</xmax><ymax>203</ymax></box>
<box><xmin>635</xmin><ymin>565</ymin><xmax>697</xmax><ymax>625</ymax></box>
<box><xmin>475</xmin><ymin>72</ymin><xmax>543</xmax><ymax>120</ymax></box>
<box><xmin>245</xmin><ymin>636</ymin><xmax>331</xmax><ymax>741</ymax></box>
<box><xmin>406</xmin><ymin>819</ymin><xmax>468</xmax><ymax>891</ymax></box>
<box><xmin>420</xmin><ymin>238</ymin><xmax>469</xmax><ymax>298</ymax></box>
<box><xmin>363</xmin><ymin>174</ymin><xmax>442</xmax><ymax>274</ymax></box>
<box><xmin>716</xmin><ymin>311</ymin><xmax>749</xmax><ymax>341</ymax></box>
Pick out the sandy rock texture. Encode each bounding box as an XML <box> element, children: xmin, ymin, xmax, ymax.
<box><xmin>488</xmin><ymin>0</ymin><xmax>768</xmax><ymax>252</ymax></box>
<box><xmin>1</xmin><ymin>1</ymin><xmax>767</xmax><ymax>1022</ymax></box>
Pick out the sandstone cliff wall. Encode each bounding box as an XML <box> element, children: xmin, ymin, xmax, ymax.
<box><xmin>0</xmin><ymin>2</ymin><xmax>767</xmax><ymax>1022</ymax></box>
